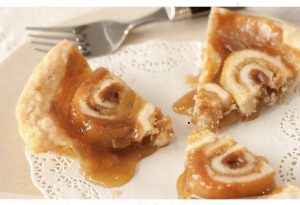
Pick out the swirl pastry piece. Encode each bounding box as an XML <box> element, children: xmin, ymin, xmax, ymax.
<box><xmin>71</xmin><ymin>68</ymin><xmax>172</xmax><ymax>149</ymax></box>
<box><xmin>177</xmin><ymin>129</ymin><xmax>275</xmax><ymax>199</ymax></box>
<box><xmin>192</xmin><ymin>83</ymin><xmax>235</xmax><ymax>130</ymax></box>
<box><xmin>188</xmin><ymin>7</ymin><xmax>300</xmax><ymax>129</ymax></box>
<box><xmin>16</xmin><ymin>40</ymin><xmax>173</xmax><ymax>186</ymax></box>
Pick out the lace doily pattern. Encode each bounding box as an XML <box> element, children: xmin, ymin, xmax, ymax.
<box><xmin>26</xmin><ymin>41</ymin><xmax>202</xmax><ymax>199</ymax></box>
<box><xmin>89</xmin><ymin>41</ymin><xmax>201</xmax><ymax>79</ymax></box>
<box><xmin>26</xmin><ymin>148</ymin><xmax>113</xmax><ymax>199</ymax></box>
<box><xmin>279</xmin><ymin>106</ymin><xmax>300</xmax><ymax>185</ymax></box>
<box><xmin>278</xmin><ymin>148</ymin><xmax>300</xmax><ymax>184</ymax></box>
<box><xmin>25</xmin><ymin>41</ymin><xmax>300</xmax><ymax>199</ymax></box>
<box><xmin>0</xmin><ymin>8</ymin><xmax>96</xmax><ymax>63</ymax></box>
<box><xmin>280</xmin><ymin>108</ymin><xmax>300</xmax><ymax>142</ymax></box>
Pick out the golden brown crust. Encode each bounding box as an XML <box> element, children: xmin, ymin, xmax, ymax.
<box><xmin>16</xmin><ymin>40</ymin><xmax>91</xmax><ymax>153</ymax></box>
<box><xmin>199</xmin><ymin>8</ymin><xmax>223</xmax><ymax>83</ymax></box>
<box><xmin>16</xmin><ymin>40</ymin><xmax>173</xmax><ymax>155</ymax></box>
<box><xmin>200</xmin><ymin>7</ymin><xmax>300</xmax><ymax>84</ymax></box>
<box><xmin>193</xmin><ymin>7</ymin><xmax>300</xmax><ymax>129</ymax></box>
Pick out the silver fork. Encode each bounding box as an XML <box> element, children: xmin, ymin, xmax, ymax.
<box><xmin>27</xmin><ymin>7</ymin><xmax>212</xmax><ymax>57</ymax></box>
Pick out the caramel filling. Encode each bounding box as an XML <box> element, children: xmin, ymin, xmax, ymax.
<box><xmin>250</xmin><ymin>69</ymin><xmax>270</xmax><ymax>86</ymax></box>
<box><xmin>221</xmin><ymin>151</ymin><xmax>247</xmax><ymax>169</ymax></box>
<box><xmin>185</xmin><ymin>74</ymin><xmax>199</xmax><ymax>87</ymax></box>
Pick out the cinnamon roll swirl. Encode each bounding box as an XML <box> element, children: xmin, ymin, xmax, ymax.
<box><xmin>71</xmin><ymin>68</ymin><xmax>171</xmax><ymax>149</ymax></box>
<box><xmin>16</xmin><ymin>40</ymin><xmax>173</xmax><ymax>186</ymax></box>
<box><xmin>177</xmin><ymin>129</ymin><xmax>275</xmax><ymax>199</ymax></box>
<box><xmin>221</xmin><ymin>49</ymin><xmax>293</xmax><ymax>116</ymax></box>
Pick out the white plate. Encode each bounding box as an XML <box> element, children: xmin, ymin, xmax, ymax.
<box><xmin>2</xmin><ymin>7</ymin><xmax>300</xmax><ymax>198</ymax></box>
<box><xmin>25</xmin><ymin>40</ymin><xmax>300</xmax><ymax>199</ymax></box>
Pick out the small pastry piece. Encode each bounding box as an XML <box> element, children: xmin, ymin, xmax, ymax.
<box><xmin>192</xmin><ymin>83</ymin><xmax>235</xmax><ymax>130</ymax></box>
<box><xmin>175</xmin><ymin>7</ymin><xmax>300</xmax><ymax>130</ymax></box>
<box><xmin>177</xmin><ymin>129</ymin><xmax>275</xmax><ymax>199</ymax></box>
<box><xmin>16</xmin><ymin>40</ymin><xmax>173</xmax><ymax>187</ymax></box>
<box><xmin>262</xmin><ymin>184</ymin><xmax>300</xmax><ymax>199</ymax></box>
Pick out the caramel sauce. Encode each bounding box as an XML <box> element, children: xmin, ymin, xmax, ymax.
<box><xmin>177</xmin><ymin>171</ymin><xmax>187</xmax><ymax>199</ymax></box>
<box><xmin>173</xmin><ymin>90</ymin><xmax>196</xmax><ymax>116</ymax></box>
<box><xmin>222</xmin><ymin>151</ymin><xmax>247</xmax><ymax>169</ymax></box>
<box><xmin>78</xmin><ymin>139</ymin><xmax>156</xmax><ymax>187</ymax></box>
<box><xmin>250</xmin><ymin>69</ymin><xmax>270</xmax><ymax>86</ymax></box>
<box><xmin>185</xmin><ymin>74</ymin><xmax>199</xmax><ymax>88</ymax></box>
<box><xmin>53</xmin><ymin>146</ymin><xmax>76</xmax><ymax>158</ymax></box>
<box><xmin>172</xmin><ymin>74</ymin><xmax>198</xmax><ymax>116</ymax></box>
<box><xmin>218</xmin><ymin>110</ymin><xmax>241</xmax><ymax>129</ymax></box>
<box><xmin>50</xmin><ymin>52</ymin><xmax>163</xmax><ymax>187</ymax></box>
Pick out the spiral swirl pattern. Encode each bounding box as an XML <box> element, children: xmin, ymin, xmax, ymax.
<box><xmin>221</xmin><ymin>49</ymin><xmax>293</xmax><ymax>116</ymax></box>
<box><xmin>181</xmin><ymin>129</ymin><xmax>275</xmax><ymax>199</ymax></box>
<box><xmin>71</xmin><ymin>67</ymin><xmax>172</xmax><ymax>149</ymax></box>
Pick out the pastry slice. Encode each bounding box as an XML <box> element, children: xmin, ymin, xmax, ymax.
<box><xmin>16</xmin><ymin>40</ymin><xmax>173</xmax><ymax>187</ymax></box>
<box><xmin>177</xmin><ymin>129</ymin><xmax>275</xmax><ymax>199</ymax></box>
<box><xmin>177</xmin><ymin>7</ymin><xmax>300</xmax><ymax>130</ymax></box>
<box><xmin>262</xmin><ymin>184</ymin><xmax>300</xmax><ymax>199</ymax></box>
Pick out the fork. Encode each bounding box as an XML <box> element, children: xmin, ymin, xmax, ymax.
<box><xmin>27</xmin><ymin>7</ymin><xmax>212</xmax><ymax>57</ymax></box>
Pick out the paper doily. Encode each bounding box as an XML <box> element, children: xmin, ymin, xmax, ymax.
<box><xmin>25</xmin><ymin>40</ymin><xmax>300</xmax><ymax>199</ymax></box>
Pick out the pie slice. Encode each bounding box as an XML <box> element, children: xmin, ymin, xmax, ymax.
<box><xmin>16</xmin><ymin>40</ymin><xmax>173</xmax><ymax>187</ymax></box>
<box><xmin>262</xmin><ymin>184</ymin><xmax>300</xmax><ymax>199</ymax></box>
<box><xmin>177</xmin><ymin>128</ymin><xmax>275</xmax><ymax>199</ymax></box>
<box><xmin>175</xmin><ymin>7</ymin><xmax>300</xmax><ymax>130</ymax></box>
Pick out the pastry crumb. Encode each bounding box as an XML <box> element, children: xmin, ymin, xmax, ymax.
<box><xmin>112</xmin><ymin>189</ymin><xmax>122</xmax><ymax>198</ymax></box>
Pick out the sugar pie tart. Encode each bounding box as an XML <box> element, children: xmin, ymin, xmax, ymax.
<box><xmin>16</xmin><ymin>40</ymin><xmax>173</xmax><ymax>187</ymax></box>
<box><xmin>177</xmin><ymin>128</ymin><xmax>275</xmax><ymax>199</ymax></box>
<box><xmin>174</xmin><ymin>8</ymin><xmax>300</xmax><ymax>130</ymax></box>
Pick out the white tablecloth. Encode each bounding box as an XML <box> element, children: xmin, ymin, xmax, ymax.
<box><xmin>1</xmin><ymin>7</ymin><xmax>300</xmax><ymax>198</ymax></box>
<box><xmin>0</xmin><ymin>8</ymin><xmax>98</xmax><ymax>62</ymax></box>
<box><xmin>1</xmin><ymin>7</ymin><xmax>300</xmax><ymax>63</ymax></box>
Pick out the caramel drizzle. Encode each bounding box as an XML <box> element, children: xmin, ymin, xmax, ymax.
<box><xmin>51</xmin><ymin>67</ymin><xmax>164</xmax><ymax>187</ymax></box>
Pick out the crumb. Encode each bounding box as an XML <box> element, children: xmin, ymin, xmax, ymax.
<box><xmin>112</xmin><ymin>190</ymin><xmax>122</xmax><ymax>198</ymax></box>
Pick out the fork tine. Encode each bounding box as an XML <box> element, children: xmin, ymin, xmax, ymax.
<box><xmin>26</xmin><ymin>26</ymin><xmax>74</xmax><ymax>33</ymax></box>
<box><xmin>34</xmin><ymin>46</ymin><xmax>91</xmax><ymax>56</ymax></box>
<box><xmin>29</xmin><ymin>34</ymin><xmax>77</xmax><ymax>41</ymax></box>
<box><xmin>31</xmin><ymin>41</ymin><xmax>90</xmax><ymax>56</ymax></box>
<box><xmin>31</xmin><ymin>40</ymin><xmax>62</xmax><ymax>47</ymax></box>
<box><xmin>34</xmin><ymin>47</ymin><xmax>49</xmax><ymax>53</ymax></box>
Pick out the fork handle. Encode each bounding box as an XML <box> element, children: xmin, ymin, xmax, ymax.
<box><xmin>165</xmin><ymin>7</ymin><xmax>210</xmax><ymax>20</ymax></box>
<box><xmin>166</xmin><ymin>7</ymin><xmax>243</xmax><ymax>20</ymax></box>
<box><xmin>129</xmin><ymin>8</ymin><xmax>170</xmax><ymax>28</ymax></box>
<box><xmin>129</xmin><ymin>7</ymin><xmax>242</xmax><ymax>29</ymax></box>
